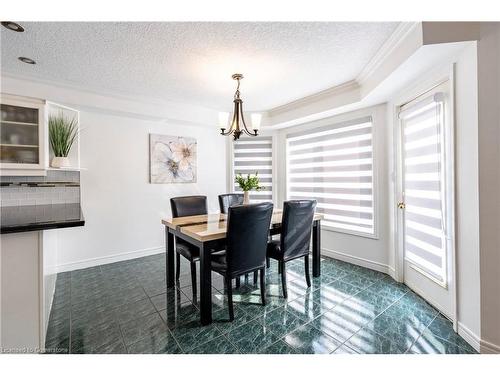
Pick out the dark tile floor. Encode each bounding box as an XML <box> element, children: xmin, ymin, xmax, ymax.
<box><xmin>45</xmin><ymin>253</ymin><xmax>477</xmax><ymax>354</ymax></box>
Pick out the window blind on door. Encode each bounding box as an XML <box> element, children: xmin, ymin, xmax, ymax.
<box><xmin>286</xmin><ymin>116</ymin><xmax>374</xmax><ymax>235</ymax></box>
<box><xmin>400</xmin><ymin>92</ymin><xmax>446</xmax><ymax>282</ymax></box>
<box><xmin>233</xmin><ymin>136</ymin><xmax>273</xmax><ymax>203</ymax></box>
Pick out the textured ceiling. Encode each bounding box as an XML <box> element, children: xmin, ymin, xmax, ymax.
<box><xmin>1</xmin><ymin>22</ymin><xmax>399</xmax><ymax>111</ymax></box>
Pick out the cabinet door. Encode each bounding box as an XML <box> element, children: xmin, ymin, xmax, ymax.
<box><xmin>0</xmin><ymin>99</ymin><xmax>45</xmax><ymax>169</ymax></box>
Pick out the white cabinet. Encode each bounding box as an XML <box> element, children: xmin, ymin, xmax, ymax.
<box><xmin>0</xmin><ymin>94</ymin><xmax>81</xmax><ymax>176</ymax></box>
<box><xmin>0</xmin><ymin>95</ymin><xmax>46</xmax><ymax>175</ymax></box>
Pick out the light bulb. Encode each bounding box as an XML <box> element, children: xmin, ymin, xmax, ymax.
<box><xmin>218</xmin><ymin>112</ymin><xmax>229</xmax><ymax>129</ymax></box>
<box><xmin>251</xmin><ymin>113</ymin><xmax>262</xmax><ymax>131</ymax></box>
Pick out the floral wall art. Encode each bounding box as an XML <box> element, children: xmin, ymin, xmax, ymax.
<box><xmin>149</xmin><ymin>134</ymin><xmax>197</xmax><ymax>183</ymax></box>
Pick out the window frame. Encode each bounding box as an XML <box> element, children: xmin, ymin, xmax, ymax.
<box><xmin>284</xmin><ymin>108</ymin><xmax>380</xmax><ymax>239</ymax></box>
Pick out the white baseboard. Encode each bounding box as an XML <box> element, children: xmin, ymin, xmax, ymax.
<box><xmin>457</xmin><ymin>322</ymin><xmax>481</xmax><ymax>353</ymax></box>
<box><xmin>55</xmin><ymin>246</ymin><xmax>164</xmax><ymax>273</ymax></box>
<box><xmin>322</xmin><ymin>247</ymin><xmax>395</xmax><ymax>277</ymax></box>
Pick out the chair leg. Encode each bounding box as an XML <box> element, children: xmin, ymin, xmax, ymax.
<box><xmin>260</xmin><ymin>268</ymin><xmax>266</xmax><ymax>305</ymax></box>
<box><xmin>225</xmin><ymin>276</ymin><xmax>234</xmax><ymax>321</ymax></box>
<box><xmin>281</xmin><ymin>261</ymin><xmax>288</xmax><ymax>299</ymax></box>
<box><xmin>266</xmin><ymin>257</ymin><xmax>270</xmax><ymax>269</ymax></box>
<box><xmin>190</xmin><ymin>262</ymin><xmax>197</xmax><ymax>298</ymax></box>
<box><xmin>175</xmin><ymin>253</ymin><xmax>181</xmax><ymax>281</ymax></box>
<box><xmin>304</xmin><ymin>255</ymin><xmax>311</xmax><ymax>288</ymax></box>
<box><xmin>245</xmin><ymin>273</ymin><xmax>249</xmax><ymax>284</ymax></box>
<box><xmin>235</xmin><ymin>277</ymin><xmax>240</xmax><ymax>288</ymax></box>
<box><xmin>278</xmin><ymin>261</ymin><xmax>282</xmax><ymax>274</ymax></box>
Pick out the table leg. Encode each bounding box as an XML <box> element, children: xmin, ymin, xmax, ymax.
<box><xmin>165</xmin><ymin>227</ymin><xmax>175</xmax><ymax>288</ymax></box>
<box><xmin>199</xmin><ymin>241</ymin><xmax>212</xmax><ymax>325</ymax></box>
<box><xmin>312</xmin><ymin>220</ymin><xmax>321</xmax><ymax>277</ymax></box>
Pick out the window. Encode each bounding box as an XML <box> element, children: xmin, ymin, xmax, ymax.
<box><xmin>233</xmin><ymin>136</ymin><xmax>273</xmax><ymax>203</ymax></box>
<box><xmin>286</xmin><ymin>116</ymin><xmax>374</xmax><ymax>235</ymax></box>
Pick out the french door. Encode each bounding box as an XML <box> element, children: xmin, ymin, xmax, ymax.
<box><xmin>397</xmin><ymin>81</ymin><xmax>456</xmax><ymax>321</ymax></box>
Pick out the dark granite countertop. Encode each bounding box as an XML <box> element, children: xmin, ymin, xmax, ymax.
<box><xmin>1</xmin><ymin>204</ymin><xmax>85</xmax><ymax>234</ymax></box>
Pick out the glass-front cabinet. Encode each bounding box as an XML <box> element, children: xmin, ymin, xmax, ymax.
<box><xmin>0</xmin><ymin>95</ymin><xmax>46</xmax><ymax>172</ymax></box>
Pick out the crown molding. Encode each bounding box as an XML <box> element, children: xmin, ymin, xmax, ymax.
<box><xmin>264</xmin><ymin>23</ymin><xmax>421</xmax><ymax>126</ymax></box>
<box><xmin>356</xmin><ymin>22</ymin><xmax>420</xmax><ymax>86</ymax></box>
<box><xmin>267</xmin><ymin>79</ymin><xmax>360</xmax><ymax>117</ymax></box>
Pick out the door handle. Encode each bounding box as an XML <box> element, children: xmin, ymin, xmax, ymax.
<box><xmin>397</xmin><ymin>202</ymin><xmax>406</xmax><ymax>209</ymax></box>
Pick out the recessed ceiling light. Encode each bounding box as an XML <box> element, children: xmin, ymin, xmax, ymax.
<box><xmin>18</xmin><ymin>57</ymin><xmax>36</xmax><ymax>65</ymax></box>
<box><xmin>1</xmin><ymin>21</ymin><xmax>24</xmax><ymax>32</ymax></box>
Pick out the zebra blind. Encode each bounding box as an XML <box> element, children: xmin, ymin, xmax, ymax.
<box><xmin>400</xmin><ymin>93</ymin><xmax>447</xmax><ymax>282</ymax></box>
<box><xmin>233</xmin><ymin>136</ymin><xmax>273</xmax><ymax>203</ymax></box>
<box><xmin>286</xmin><ymin>116</ymin><xmax>374</xmax><ymax>235</ymax></box>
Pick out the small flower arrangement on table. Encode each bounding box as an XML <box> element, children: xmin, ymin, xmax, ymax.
<box><xmin>235</xmin><ymin>172</ymin><xmax>265</xmax><ymax>204</ymax></box>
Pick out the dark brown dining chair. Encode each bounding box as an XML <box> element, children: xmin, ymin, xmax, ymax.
<box><xmin>266</xmin><ymin>200</ymin><xmax>317</xmax><ymax>298</ymax></box>
<box><xmin>170</xmin><ymin>195</ymin><xmax>208</xmax><ymax>297</ymax></box>
<box><xmin>211</xmin><ymin>202</ymin><xmax>273</xmax><ymax>321</ymax></box>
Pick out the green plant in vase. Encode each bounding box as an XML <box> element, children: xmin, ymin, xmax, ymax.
<box><xmin>49</xmin><ymin>114</ymin><xmax>78</xmax><ymax>168</ymax></box>
<box><xmin>235</xmin><ymin>172</ymin><xmax>265</xmax><ymax>204</ymax></box>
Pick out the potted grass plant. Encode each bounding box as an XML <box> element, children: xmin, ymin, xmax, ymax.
<box><xmin>235</xmin><ymin>172</ymin><xmax>264</xmax><ymax>204</ymax></box>
<box><xmin>49</xmin><ymin>114</ymin><xmax>79</xmax><ymax>168</ymax></box>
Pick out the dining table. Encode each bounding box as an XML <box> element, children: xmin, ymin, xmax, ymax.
<box><xmin>161</xmin><ymin>209</ymin><xmax>323</xmax><ymax>325</ymax></box>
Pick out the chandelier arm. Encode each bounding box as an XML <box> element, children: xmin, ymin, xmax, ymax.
<box><xmin>220</xmin><ymin>127</ymin><xmax>234</xmax><ymax>136</ymax></box>
<box><xmin>239</xmin><ymin>104</ymin><xmax>258</xmax><ymax>137</ymax></box>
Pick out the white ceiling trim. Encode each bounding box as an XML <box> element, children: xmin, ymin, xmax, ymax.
<box><xmin>265</xmin><ymin>22</ymin><xmax>480</xmax><ymax>129</ymax></box>
<box><xmin>264</xmin><ymin>22</ymin><xmax>419</xmax><ymax>128</ymax></box>
<box><xmin>267</xmin><ymin>80</ymin><xmax>360</xmax><ymax>116</ymax></box>
<box><xmin>356</xmin><ymin>22</ymin><xmax>420</xmax><ymax>86</ymax></box>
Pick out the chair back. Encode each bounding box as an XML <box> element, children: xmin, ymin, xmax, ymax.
<box><xmin>280</xmin><ymin>200</ymin><xmax>317</xmax><ymax>260</ymax></box>
<box><xmin>170</xmin><ymin>196</ymin><xmax>207</xmax><ymax>218</ymax></box>
<box><xmin>218</xmin><ymin>193</ymin><xmax>244</xmax><ymax>214</ymax></box>
<box><xmin>226</xmin><ymin>202</ymin><xmax>273</xmax><ymax>277</ymax></box>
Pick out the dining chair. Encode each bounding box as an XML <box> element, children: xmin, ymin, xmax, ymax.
<box><xmin>211</xmin><ymin>202</ymin><xmax>274</xmax><ymax>321</ymax></box>
<box><xmin>266</xmin><ymin>200</ymin><xmax>317</xmax><ymax>298</ymax></box>
<box><xmin>218</xmin><ymin>193</ymin><xmax>244</xmax><ymax>214</ymax></box>
<box><xmin>218</xmin><ymin>193</ymin><xmax>253</xmax><ymax>287</ymax></box>
<box><xmin>170</xmin><ymin>195</ymin><xmax>209</xmax><ymax>297</ymax></box>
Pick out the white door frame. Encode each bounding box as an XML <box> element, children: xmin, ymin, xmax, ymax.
<box><xmin>392</xmin><ymin>64</ymin><xmax>458</xmax><ymax>330</ymax></box>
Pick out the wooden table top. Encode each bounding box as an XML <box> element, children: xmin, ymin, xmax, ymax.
<box><xmin>162</xmin><ymin>209</ymin><xmax>324</xmax><ymax>242</ymax></box>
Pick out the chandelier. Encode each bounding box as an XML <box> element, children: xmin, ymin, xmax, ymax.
<box><xmin>218</xmin><ymin>73</ymin><xmax>261</xmax><ymax>140</ymax></box>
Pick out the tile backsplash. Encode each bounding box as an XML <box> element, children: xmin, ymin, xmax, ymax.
<box><xmin>0</xmin><ymin>170</ymin><xmax>81</xmax><ymax>207</ymax></box>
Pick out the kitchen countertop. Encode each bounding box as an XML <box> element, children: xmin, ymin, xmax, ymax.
<box><xmin>0</xmin><ymin>204</ymin><xmax>85</xmax><ymax>234</ymax></box>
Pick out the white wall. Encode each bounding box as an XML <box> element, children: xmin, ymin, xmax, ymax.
<box><xmin>454</xmin><ymin>42</ymin><xmax>482</xmax><ymax>347</ymax></box>
<box><xmin>477</xmin><ymin>22</ymin><xmax>500</xmax><ymax>353</ymax></box>
<box><xmin>275</xmin><ymin>104</ymin><xmax>392</xmax><ymax>274</ymax></box>
<box><xmin>1</xmin><ymin>77</ymin><xmax>227</xmax><ymax>271</ymax></box>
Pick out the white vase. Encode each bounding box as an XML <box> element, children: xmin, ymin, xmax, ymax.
<box><xmin>243</xmin><ymin>191</ymin><xmax>250</xmax><ymax>204</ymax></box>
<box><xmin>51</xmin><ymin>156</ymin><xmax>70</xmax><ymax>168</ymax></box>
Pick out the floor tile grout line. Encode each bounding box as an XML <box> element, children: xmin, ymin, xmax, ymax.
<box><xmin>404</xmin><ymin>311</ymin><xmax>476</xmax><ymax>354</ymax></box>
<box><xmin>309</xmin><ymin>283</ymin><xmax>410</xmax><ymax>350</ymax></box>
<box><xmin>102</xmin><ymin>264</ymin><xmax>128</xmax><ymax>354</ymax></box>
<box><xmin>338</xmin><ymin>289</ymin><xmax>410</xmax><ymax>348</ymax></box>
<box><xmin>143</xmin><ymin>283</ymin><xmax>187</xmax><ymax>353</ymax></box>
<box><xmin>405</xmin><ymin>314</ymin><xmax>438</xmax><ymax>354</ymax></box>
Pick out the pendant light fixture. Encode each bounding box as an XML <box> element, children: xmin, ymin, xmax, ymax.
<box><xmin>218</xmin><ymin>74</ymin><xmax>261</xmax><ymax>140</ymax></box>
